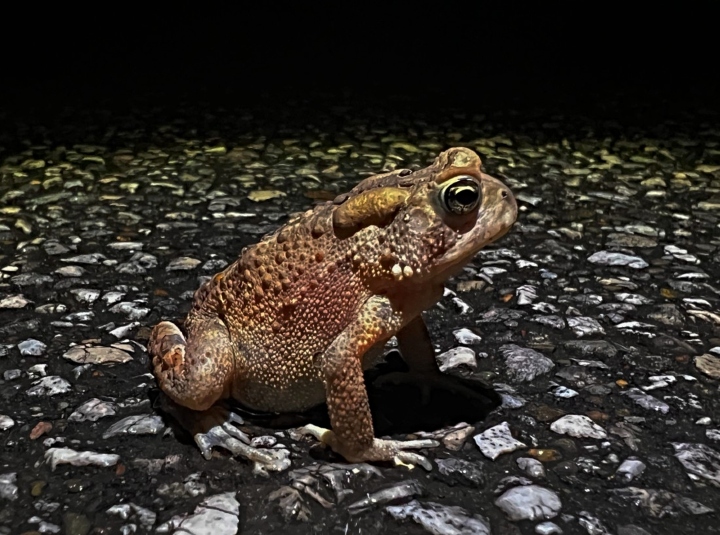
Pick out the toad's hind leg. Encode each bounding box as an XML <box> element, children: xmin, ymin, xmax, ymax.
<box><xmin>148</xmin><ymin>316</ymin><xmax>234</xmax><ymax>411</ymax></box>
<box><xmin>149</xmin><ymin>317</ymin><xmax>291</xmax><ymax>474</ymax></box>
<box><xmin>157</xmin><ymin>394</ymin><xmax>291</xmax><ymax>476</ymax></box>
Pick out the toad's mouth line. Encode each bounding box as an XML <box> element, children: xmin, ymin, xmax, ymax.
<box><xmin>419</xmin><ymin>222</ymin><xmax>515</xmax><ymax>286</ymax></box>
<box><xmin>443</xmin><ymin>218</ymin><xmax>516</xmax><ymax>265</ymax></box>
<box><xmin>482</xmin><ymin>223</ymin><xmax>513</xmax><ymax>245</ymax></box>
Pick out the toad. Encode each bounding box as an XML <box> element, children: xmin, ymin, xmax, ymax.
<box><xmin>149</xmin><ymin>147</ymin><xmax>517</xmax><ymax>473</ymax></box>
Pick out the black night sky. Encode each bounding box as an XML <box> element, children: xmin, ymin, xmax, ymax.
<box><xmin>1</xmin><ymin>5</ymin><xmax>717</xmax><ymax>124</ymax></box>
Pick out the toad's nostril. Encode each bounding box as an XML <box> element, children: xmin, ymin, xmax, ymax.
<box><xmin>501</xmin><ymin>190</ymin><xmax>508</xmax><ymax>199</ymax></box>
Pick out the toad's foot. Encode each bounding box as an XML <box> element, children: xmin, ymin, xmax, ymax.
<box><xmin>298</xmin><ymin>424</ymin><xmax>439</xmax><ymax>471</ymax></box>
<box><xmin>158</xmin><ymin>394</ymin><xmax>292</xmax><ymax>477</ymax></box>
<box><xmin>194</xmin><ymin>411</ymin><xmax>291</xmax><ymax>476</ymax></box>
<box><xmin>373</xmin><ymin>371</ymin><xmax>500</xmax><ymax>406</ymax></box>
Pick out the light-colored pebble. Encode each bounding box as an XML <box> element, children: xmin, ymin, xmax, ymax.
<box><xmin>26</xmin><ymin>376</ymin><xmax>71</xmax><ymax>396</ymax></box>
<box><xmin>63</xmin><ymin>344</ymin><xmax>132</xmax><ymax>365</ymax></box>
<box><xmin>437</xmin><ymin>347</ymin><xmax>477</xmax><ymax>372</ymax></box>
<box><xmin>495</xmin><ymin>485</ymin><xmax>562</xmax><ymax>521</ymax></box>
<box><xmin>156</xmin><ymin>492</ymin><xmax>240</xmax><ymax>534</ymax></box>
<box><xmin>386</xmin><ymin>500</ymin><xmax>491</xmax><ymax>535</ymax></box>
<box><xmin>18</xmin><ymin>338</ymin><xmax>47</xmax><ymax>356</ymax></box>
<box><xmin>453</xmin><ymin>328</ymin><xmax>482</xmax><ymax>345</ymax></box>
<box><xmin>0</xmin><ymin>294</ymin><xmax>32</xmax><ymax>309</ymax></box>
<box><xmin>68</xmin><ymin>398</ymin><xmax>117</xmax><ymax>422</ymax></box>
<box><xmin>103</xmin><ymin>414</ymin><xmax>166</xmax><ymax>439</ymax></box>
<box><xmin>0</xmin><ymin>415</ymin><xmax>15</xmax><ymax>431</ymax></box>
<box><xmin>550</xmin><ymin>415</ymin><xmax>607</xmax><ymax>439</ymax></box>
<box><xmin>166</xmin><ymin>256</ymin><xmax>201</xmax><ymax>271</ymax></box>
<box><xmin>474</xmin><ymin>421</ymin><xmax>526</xmax><ymax>460</ymax></box>
<box><xmin>45</xmin><ymin>447</ymin><xmax>120</xmax><ymax>470</ymax></box>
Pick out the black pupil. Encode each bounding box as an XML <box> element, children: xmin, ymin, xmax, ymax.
<box><xmin>452</xmin><ymin>186</ymin><xmax>478</xmax><ymax>206</ymax></box>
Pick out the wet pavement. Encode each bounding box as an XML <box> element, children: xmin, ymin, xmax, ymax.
<box><xmin>1</xmin><ymin>96</ymin><xmax>719</xmax><ymax>534</ymax></box>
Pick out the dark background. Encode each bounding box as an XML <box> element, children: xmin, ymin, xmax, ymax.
<box><xmin>0</xmin><ymin>4</ymin><xmax>717</xmax><ymax>125</ymax></box>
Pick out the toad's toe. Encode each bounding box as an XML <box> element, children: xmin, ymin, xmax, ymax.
<box><xmin>297</xmin><ymin>424</ymin><xmax>438</xmax><ymax>471</ymax></box>
<box><xmin>195</xmin><ymin>423</ymin><xmax>291</xmax><ymax>476</ymax></box>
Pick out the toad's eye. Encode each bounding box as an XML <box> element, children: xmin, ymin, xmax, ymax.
<box><xmin>441</xmin><ymin>176</ymin><xmax>481</xmax><ymax>215</ymax></box>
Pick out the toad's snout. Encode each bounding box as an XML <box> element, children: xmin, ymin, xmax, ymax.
<box><xmin>481</xmin><ymin>173</ymin><xmax>518</xmax><ymax>228</ymax></box>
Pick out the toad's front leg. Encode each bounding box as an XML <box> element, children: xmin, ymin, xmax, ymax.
<box><xmin>299</xmin><ymin>295</ymin><xmax>438</xmax><ymax>470</ymax></box>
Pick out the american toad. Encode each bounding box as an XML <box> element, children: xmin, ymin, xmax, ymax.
<box><xmin>149</xmin><ymin>147</ymin><xmax>517</xmax><ymax>473</ymax></box>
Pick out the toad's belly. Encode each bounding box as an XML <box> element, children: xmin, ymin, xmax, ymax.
<box><xmin>231</xmin><ymin>375</ymin><xmax>327</xmax><ymax>413</ymax></box>
<box><xmin>230</xmin><ymin>342</ymin><xmax>388</xmax><ymax>413</ymax></box>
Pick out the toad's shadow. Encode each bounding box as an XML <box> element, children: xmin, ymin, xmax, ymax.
<box><xmin>233</xmin><ymin>350</ymin><xmax>501</xmax><ymax>436</ymax></box>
